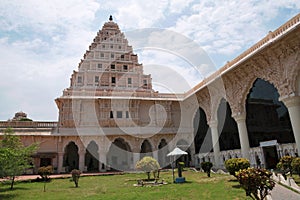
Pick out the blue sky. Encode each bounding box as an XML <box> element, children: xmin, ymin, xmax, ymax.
<box><xmin>0</xmin><ymin>0</ymin><xmax>299</xmax><ymax>121</ymax></box>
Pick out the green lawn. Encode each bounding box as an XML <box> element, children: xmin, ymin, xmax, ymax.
<box><xmin>0</xmin><ymin>170</ymin><xmax>251</xmax><ymax>200</ymax></box>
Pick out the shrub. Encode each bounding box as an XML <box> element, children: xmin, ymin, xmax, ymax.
<box><xmin>38</xmin><ymin>165</ymin><xmax>53</xmax><ymax>192</ymax></box>
<box><xmin>291</xmin><ymin>157</ymin><xmax>300</xmax><ymax>177</ymax></box>
<box><xmin>276</xmin><ymin>156</ymin><xmax>294</xmax><ymax>179</ymax></box>
<box><xmin>38</xmin><ymin>165</ymin><xmax>53</xmax><ymax>182</ymax></box>
<box><xmin>71</xmin><ymin>169</ymin><xmax>81</xmax><ymax>187</ymax></box>
<box><xmin>225</xmin><ymin>158</ymin><xmax>250</xmax><ymax>177</ymax></box>
<box><xmin>201</xmin><ymin>162</ymin><xmax>213</xmax><ymax>177</ymax></box>
<box><xmin>135</xmin><ymin>156</ymin><xmax>160</xmax><ymax>180</ymax></box>
<box><xmin>236</xmin><ymin>168</ymin><xmax>275</xmax><ymax>200</ymax></box>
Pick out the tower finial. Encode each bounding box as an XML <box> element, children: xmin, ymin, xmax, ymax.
<box><xmin>109</xmin><ymin>15</ymin><xmax>113</xmax><ymax>21</ymax></box>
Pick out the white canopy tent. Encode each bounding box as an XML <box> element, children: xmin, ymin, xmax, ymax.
<box><xmin>167</xmin><ymin>147</ymin><xmax>188</xmax><ymax>157</ymax></box>
<box><xmin>167</xmin><ymin>147</ymin><xmax>188</xmax><ymax>182</ymax></box>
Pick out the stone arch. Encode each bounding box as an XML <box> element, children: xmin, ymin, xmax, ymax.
<box><xmin>158</xmin><ymin>139</ymin><xmax>169</xmax><ymax>168</ymax></box>
<box><xmin>107</xmin><ymin>137</ymin><xmax>132</xmax><ymax>171</ymax></box>
<box><xmin>63</xmin><ymin>141</ymin><xmax>79</xmax><ymax>172</ymax></box>
<box><xmin>193</xmin><ymin>107</ymin><xmax>212</xmax><ymax>154</ymax></box>
<box><xmin>85</xmin><ymin>140</ymin><xmax>99</xmax><ymax>172</ymax></box>
<box><xmin>246</xmin><ymin>78</ymin><xmax>295</xmax><ymax>148</ymax></box>
<box><xmin>217</xmin><ymin>98</ymin><xmax>240</xmax><ymax>151</ymax></box>
<box><xmin>140</xmin><ymin>139</ymin><xmax>153</xmax><ymax>159</ymax></box>
<box><xmin>196</xmin><ymin>87</ymin><xmax>212</xmax><ymax>123</ymax></box>
<box><xmin>277</xmin><ymin>48</ymin><xmax>300</xmax><ymax>97</ymax></box>
<box><xmin>239</xmin><ymin>73</ymin><xmax>281</xmax><ymax>115</ymax></box>
<box><xmin>210</xmin><ymin>94</ymin><xmax>226</xmax><ymax>122</ymax></box>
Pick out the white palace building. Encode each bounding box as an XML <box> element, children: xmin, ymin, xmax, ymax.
<box><xmin>0</xmin><ymin>14</ymin><xmax>300</xmax><ymax>173</ymax></box>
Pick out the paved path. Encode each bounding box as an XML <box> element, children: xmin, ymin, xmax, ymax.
<box><xmin>269</xmin><ymin>183</ymin><xmax>300</xmax><ymax>200</ymax></box>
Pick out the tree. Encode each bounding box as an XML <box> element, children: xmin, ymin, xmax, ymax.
<box><xmin>236</xmin><ymin>168</ymin><xmax>275</xmax><ymax>200</ymax></box>
<box><xmin>71</xmin><ymin>169</ymin><xmax>81</xmax><ymax>187</ymax></box>
<box><xmin>201</xmin><ymin>162</ymin><xmax>213</xmax><ymax>177</ymax></box>
<box><xmin>135</xmin><ymin>156</ymin><xmax>160</xmax><ymax>180</ymax></box>
<box><xmin>0</xmin><ymin>128</ymin><xmax>38</xmax><ymax>189</ymax></box>
<box><xmin>276</xmin><ymin>155</ymin><xmax>294</xmax><ymax>179</ymax></box>
<box><xmin>38</xmin><ymin>165</ymin><xmax>53</xmax><ymax>192</ymax></box>
<box><xmin>225</xmin><ymin>158</ymin><xmax>250</xmax><ymax>177</ymax></box>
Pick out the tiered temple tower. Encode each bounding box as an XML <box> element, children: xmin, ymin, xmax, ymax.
<box><xmin>56</xmin><ymin>16</ymin><xmax>165</xmax><ymax>129</ymax></box>
<box><xmin>69</xmin><ymin>15</ymin><xmax>152</xmax><ymax>92</ymax></box>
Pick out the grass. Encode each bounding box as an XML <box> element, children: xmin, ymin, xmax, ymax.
<box><xmin>0</xmin><ymin>170</ymin><xmax>252</xmax><ymax>200</ymax></box>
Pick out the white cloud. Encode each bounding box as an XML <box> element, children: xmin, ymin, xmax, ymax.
<box><xmin>172</xmin><ymin>0</ymin><xmax>300</xmax><ymax>60</ymax></box>
<box><xmin>0</xmin><ymin>0</ymin><xmax>101</xmax><ymax>120</ymax></box>
<box><xmin>0</xmin><ymin>0</ymin><xmax>299</xmax><ymax>120</ymax></box>
<box><xmin>168</xmin><ymin>0</ymin><xmax>194</xmax><ymax>13</ymax></box>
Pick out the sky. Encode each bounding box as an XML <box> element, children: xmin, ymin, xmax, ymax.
<box><xmin>0</xmin><ymin>0</ymin><xmax>299</xmax><ymax>121</ymax></box>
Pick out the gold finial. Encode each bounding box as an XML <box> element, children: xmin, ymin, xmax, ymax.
<box><xmin>109</xmin><ymin>15</ymin><xmax>113</xmax><ymax>21</ymax></box>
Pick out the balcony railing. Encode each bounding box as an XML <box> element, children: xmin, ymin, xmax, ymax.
<box><xmin>0</xmin><ymin>121</ymin><xmax>57</xmax><ymax>128</ymax></box>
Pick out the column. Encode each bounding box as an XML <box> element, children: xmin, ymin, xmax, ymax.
<box><xmin>99</xmin><ymin>152</ymin><xmax>107</xmax><ymax>172</ymax></box>
<box><xmin>132</xmin><ymin>146</ymin><xmax>141</xmax><ymax>169</ymax></box>
<box><xmin>209</xmin><ymin>120</ymin><xmax>220</xmax><ymax>168</ymax></box>
<box><xmin>133</xmin><ymin>152</ymin><xmax>140</xmax><ymax>169</ymax></box>
<box><xmin>233</xmin><ymin>113</ymin><xmax>250</xmax><ymax>160</ymax></box>
<box><xmin>57</xmin><ymin>152</ymin><xmax>64</xmax><ymax>173</ymax></box>
<box><xmin>282</xmin><ymin>96</ymin><xmax>300</xmax><ymax>154</ymax></box>
<box><xmin>79</xmin><ymin>150</ymin><xmax>85</xmax><ymax>172</ymax></box>
<box><xmin>153</xmin><ymin>149</ymin><xmax>159</xmax><ymax>163</ymax></box>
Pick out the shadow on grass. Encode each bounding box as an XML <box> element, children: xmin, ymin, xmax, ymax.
<box><xmin>228</xmin><ymin>179</ymin><xmax>238</xmax><ymax>182</ymax></box>
<box><xmin>0</xmin><ymin>186</ymin><xmax>29</xmax><ymax>192</ymax></box>
<box><xmin>0</xmin><ymin>193</ymin><xmax>18</xmax><ymax>199</ymax></box>
<box><xmin>232</xmin><ymin>184</ymin><xmax>242</xmax><ymax>189</ymax></box>
<box><xmin>0</xmin><ymin>186</ymin><xmax>30</xmax><ymax>200</ymax></box>
<box><xmin>68</xmin><ymin>186</ymin><xmax>80</xmax><ymax>189</ymax></box>
<box><xmin>173</xmin><ymin>181</ymin><xmax>193</xmax><ymax>184</ymax></box>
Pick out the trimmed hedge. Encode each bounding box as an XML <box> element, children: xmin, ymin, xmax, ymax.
<box><xmin>291</xmin><ymin>157</ymin><xmax>300</xmax><ymax>176</ymax></box>
<box><xmin>236</xmin><ymin>167</ymin><xmax>275</xmax><ymax>200</ymax></box>
<box><xmin>201</xmin><ymin>162</ymin><xmax>213</xmax><ymax>177</ymax></box>
<box><xmin>224</xmin><ymin>158</ymin><xmax>250</xmax><ymax>177</ymax></box>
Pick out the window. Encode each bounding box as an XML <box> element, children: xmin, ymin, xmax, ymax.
<box><xmin>95</xmin><ymin>76</ymin><xmax>99</xmax><ymax>83</ymax></box>
<box><xmin>143</xmin><ymin>80</ymin><xmax>147</xmax><ymax>86</ymax></box>
<box><xmin>128</xmin><ymin>78</ymin><xmax>132</xmax><ymax>84</ymax></box>
<box><xmin>78</xmin><ymin>76</ymin><xmax>82</xmax><ymax>83</ymax></box>
<box><xmin>123</xmin><ymin>65</ymin><xmax>128</xmax><ymax>71</ymax></box>
<box><xmin>110</xmin><ymin>111</ymin><xmax>114</xmax><ymax>118</ymax></box>
<box><xmin>98</xmin><ymin>63</ymin><xmax>102</xmax><ymax>69</ymax></box>
<box><xmin>117</xmin><ymin>111</ymin><xmax>122</xmax><ymax>118</ymax></box>
<box><xmin>121</xmin><ymin>55</ymin><xmax>124</xmax><ymax>59</ymax></box>
<box><xmin>100</xmin><ymin>53</ymin><xmax>104</xmax><ymax>57</ymax></box>
<box><xmin>102</xmin><ymin>44</ymin><xmax>105</xmax><ymax>48</ymax></box>
<box><xmin>111</xmin><ymin>64</ymin><xmax>115</xmax><ymax>70</ymax></box>
<box><xmin>110</xmin><ymin>45</ymin><xmax>113</xmax><ymax>49</ymax></box>
<box><xmin>111</xmin><ymin>53</ymin><xmax>114</xmax><ymax>58</ymax></box>
<box><xmin>111</xmin><ymin>77</ymin><xmax>116</xmax><ymax>84</ymax></box>
<box><xmin>119</xmin><ymin>45</ymin><xmax>121</xmax><ymax>49</ymax></box>
<box><xmin>126</xmin><ymin>111</ymin><xmax>129</xmax><ymax>118</ymax></box>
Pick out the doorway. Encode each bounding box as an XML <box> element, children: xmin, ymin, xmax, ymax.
<box><xmin>263</xmin><ymin>146</ymin><xmax>279</xmax><ymax>169</ymax></box>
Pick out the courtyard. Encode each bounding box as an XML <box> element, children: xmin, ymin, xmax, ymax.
<box><xmin>0</xmin><ymin>170</ymin><xmax>252</xmax><ymax>200</ymax></box>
